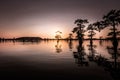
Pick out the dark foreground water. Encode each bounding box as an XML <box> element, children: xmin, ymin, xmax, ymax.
<box><xmin>0</xmin><ymin>40</ymin><xmax>120</xmax><ymax>80</ymax></box>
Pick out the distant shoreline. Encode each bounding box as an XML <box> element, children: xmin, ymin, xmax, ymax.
<box><xmin>0</xmin><ymin>36</ymin><xmax>120</xmax><ymax>42</ymax></box>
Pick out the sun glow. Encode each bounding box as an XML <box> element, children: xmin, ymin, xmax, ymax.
<box><xmin>35</xmin><ymin>22</ymin><xmax>66</xmax><ymax>38</ymax></box>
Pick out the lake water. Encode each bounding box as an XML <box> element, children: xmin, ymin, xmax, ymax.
<box><xmin>0</xmin><ymin>40</ymin><xmax>120</xmax><ymax>80</ymax></box>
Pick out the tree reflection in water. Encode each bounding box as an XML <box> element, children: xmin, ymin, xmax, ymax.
<box><xmin>73</xmin><ymin>41</ymin><xmax>89</xmax><ymax>67</ymax></box>
<box><xmin>106</xmin><ymin>39</ymin><xmax>120</xmax><ymax>80</ymax></box>
<box><xmin>72</xmin><ymin>40</ymin><xmax>120</xmax><ymax>80</ymax></box>
<box><xmin>68</xmin><ymin>40</ymin><xmax>73</xmax><ymax>51</ymax></box>
<box><xmin>55</xmin><ymin>40</ymin><xmax>62</xmax><ymax>53</ymax></box>
<box><xmin>87</xmin><ymin>39</ymin><xmax>98</xmax><ymax>61</ymax></box>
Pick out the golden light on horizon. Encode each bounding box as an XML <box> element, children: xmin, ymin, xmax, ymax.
<box><xmin>30</xmin><ymin>21</ymin><xmax>68</xmax><ymax>38</ymax></box>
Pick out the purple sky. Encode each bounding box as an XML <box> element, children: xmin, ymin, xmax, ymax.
<box><xmin>0</xmin><ymin>0</ymin><xmax>120</xmax><ymax>38</ymax></box>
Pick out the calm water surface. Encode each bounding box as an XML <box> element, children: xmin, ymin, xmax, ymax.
<box><xmin>0</xmin><ymin>40</ymin><xmax>120</xmax><ymax>80</ymax></box>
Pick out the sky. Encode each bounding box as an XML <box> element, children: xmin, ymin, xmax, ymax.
<box><xmin>0</xmin><ymin>0</ymin><xmax>120</xmax><ymax>38</ymax></box>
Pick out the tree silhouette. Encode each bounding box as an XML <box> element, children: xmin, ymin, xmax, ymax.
<box><xmin>87</xmin><ymin>24</ymin><xmax>96</xmax><ymax>44</ymax></box>
<box><xmin>55</xmin><ymin>31</ymin><xmax>62</xmax><ymax>42</ymax></box>
<box><xmin>72</xmin><ymin>19</ymin><xmax>88</xmax><ymax>45</ymax></box>
<box><xmin>68</xmin><ymin>33</ymin><xmax>73</xmax><ymax>40</ymax></box>
<box><xmin>107</xmin><ymin>28</ymin><xmax>120</xmax><ymax>39</ymax></box>
<box><xmin>87</xmin><ymin>21</ymin><xmax>105</xmax><ymax>45</ymax></box>
<box><xmin>87</xmin><ymin>24</ymin><xmax>99</xmax><ymax>61</ymax></box>
<box><xmin>103</xmin><ymin>9</ymin><xmax>120</xmax><ymax>40</ymax></box>
<box><xmin>93</xmin><ymin>21</ymin><xmax>106</xmax><ymax>32</ymax></box>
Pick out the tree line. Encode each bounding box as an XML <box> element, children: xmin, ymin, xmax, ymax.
<box><xmin>72</xmin><ymin>9</ymin><xmax>120</xmax><ymax>42</ymax></box>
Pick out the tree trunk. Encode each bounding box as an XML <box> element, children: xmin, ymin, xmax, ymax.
<box><xmin>112</xmin><ymin>22</ymin><xmax>118</xmax><ymax>71</ymax></box>
<box><xmin>113</xmin><ymin>22</ymin><xmax>117</xmax><ymax>40</ymax></box>
<box><xmin>90</xmin><ymin>31</ymin><xmax>93</xmax><ymax>46</ymax></box>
